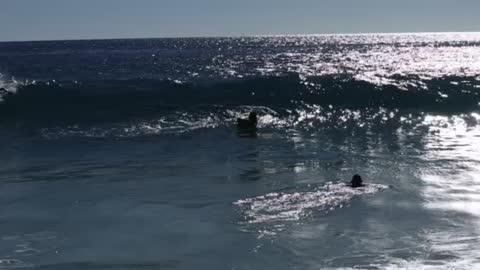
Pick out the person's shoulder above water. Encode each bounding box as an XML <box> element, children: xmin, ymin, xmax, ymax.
<box><xmin>237</xmin><ymin>111</ymin><xmax>258</xmax><ymax>130</ymax></box>
<box><xmin>348</xmin><ymin>174</ymin><xmax>365</xmax><ymax>188</ymax></box>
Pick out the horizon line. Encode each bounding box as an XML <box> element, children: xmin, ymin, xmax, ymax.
<box><xmin>0</xmin><ymin>30</ymin><xmax>479</xmax><ymax>43</ymax></box>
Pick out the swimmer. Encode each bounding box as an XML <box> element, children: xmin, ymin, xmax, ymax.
<box><xmin>349</xmin><ymin>174</ymin><xmax>364</xmax><ymax>188</ymax></box>
<box><xmin>237</xmin><ymin>111</ymin><xmax>257</xmax><ymax>131</ymax></box>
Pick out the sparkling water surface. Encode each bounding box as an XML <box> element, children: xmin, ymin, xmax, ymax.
<box><xmin>1</xmin><ymin>33</ymin><xmax>480</xmax><ymax>269</ymax></box>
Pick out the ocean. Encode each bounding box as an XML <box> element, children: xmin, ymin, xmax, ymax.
<box><xmin>1</xmin><ymin>32</ymin><xmax>480</xmax><ymax>269</ymax></box>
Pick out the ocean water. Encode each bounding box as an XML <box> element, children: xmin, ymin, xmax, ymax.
<box><xmin>1</xmin><ymin>33</ymin><xmax>480</xmax><ymax>269</ymax></box>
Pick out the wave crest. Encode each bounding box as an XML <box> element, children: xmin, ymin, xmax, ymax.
<box><xmin>1</xmin><ymin>75</ymin><xmax>479</xmax><ymax>123</ymax></box>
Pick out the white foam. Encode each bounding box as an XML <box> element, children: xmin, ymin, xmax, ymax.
<box><xmin>235</xmin><ymin>182</ymin><xmax>387</xmax><ymax>224</ymax></box>
<box><xmin>0</xmin><ymin>73</ymin><xmax>18</xmax><ymax>101</ymax></box>
<box><xmin>0</xmin><ymin>258</ymin><xmax>32</xmax><ymax>268</ymax></box>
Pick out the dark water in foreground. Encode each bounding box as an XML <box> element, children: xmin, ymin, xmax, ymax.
<box><xmin>1</xmin><ymin>33</ymin><xmax>480</xmax><ymax>269</ymax></box>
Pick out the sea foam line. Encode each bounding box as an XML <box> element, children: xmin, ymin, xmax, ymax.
<box><xmin>235</xmin><ymin>182</ymin><xmax>387</xmax><ymax>224</ymax></box>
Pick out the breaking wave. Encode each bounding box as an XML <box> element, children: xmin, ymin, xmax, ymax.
<box><xmin>1</xmin><ymin>74</ymin><xmax>479</xmax><ymax>122</ymax></box>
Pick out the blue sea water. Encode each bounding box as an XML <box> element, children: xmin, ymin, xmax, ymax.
<box><xmin>1</xmin><ymin>33</ymin><xmax>480</xmax><ymax>269</ymax></box>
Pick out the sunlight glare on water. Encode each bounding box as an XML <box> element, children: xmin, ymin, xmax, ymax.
<box><xmin>2</xmin><ymin>33</ymin><xmax>480</xmax><ymax>269</ymax></box>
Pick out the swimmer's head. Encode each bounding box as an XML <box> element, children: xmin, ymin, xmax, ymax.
<box><xmin>351</xmin><ymin>174</ymin><xmax>363</xmax><ymax>188</ymax></box>
<box><xmin>249</xmin><ymin>112</ymin><xmax>257</xmax><ymax>123</ymax></box>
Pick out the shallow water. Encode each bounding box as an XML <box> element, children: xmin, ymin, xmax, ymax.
<box><xmin>1</xmin><ymin>33</ymin><xmax>480</xmax><ymax>269</ymax></box>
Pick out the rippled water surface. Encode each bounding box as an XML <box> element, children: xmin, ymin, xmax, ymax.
<box><xmin>1</xmin><ymin>33</ymin><xmax>480</xmax><ymax>269</ymax></box>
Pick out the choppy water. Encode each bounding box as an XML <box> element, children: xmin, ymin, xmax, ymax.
<box><xmin>1</xmin><ymin>33</ymin><xmax>480</xmax><ymax>269</ymax></box>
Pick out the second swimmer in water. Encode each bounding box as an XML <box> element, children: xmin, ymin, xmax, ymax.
<box><xmin>237</xmin><ymin>111</ymin><xmax>258</xmax><ymax>131</ymax></box>
<box><xmin>349</xmin><ymin>174</ymin><xmax>365</xmax><ymax>188</ymax></box>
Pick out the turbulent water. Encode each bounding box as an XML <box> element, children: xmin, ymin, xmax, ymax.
<box><xmin>1</xmin><ymin>32</ymin><xmax>480</xmax><ymax>269</ymax></box>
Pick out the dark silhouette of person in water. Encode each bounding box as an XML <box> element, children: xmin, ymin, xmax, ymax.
<box><xmin>0</xmin><ymin>87</ymin><xmax>12</xmax><ymax>99</ymax></box>
<box><xmin>349</xmin><ymin>174</ymin><xmax>364</xmax><ymax>188</ymax></box>
<box><xmin>237</xmin><ymin>112</ymin><xmax>257</xmax><ymax>130</ymax></box>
